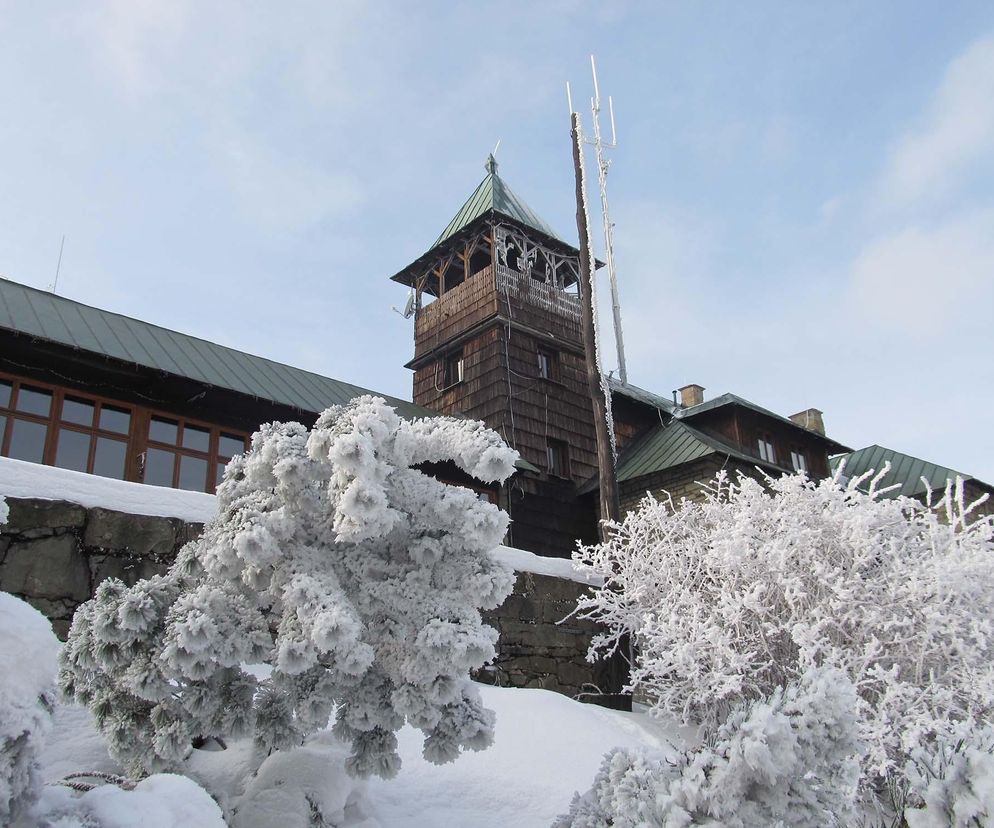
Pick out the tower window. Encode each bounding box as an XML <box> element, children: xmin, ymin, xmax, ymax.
<box><xmin>442</xmin><ymin>350</ymin><xmax>464</xmax><ymax>388</ymax></box>
<box><xmin>537</xmin><ymin>347</ymin><xmax>558</xmax><ymax>381</ymax></box>
<box><xmin>757</xmin><ymin>435</ymin><xmax>776</xmax><ymax>464</ymax></box>
<box><xmin>546</xmin><ymin>438</ymin><xmax>570</xmax><ymax>478</ymax></box>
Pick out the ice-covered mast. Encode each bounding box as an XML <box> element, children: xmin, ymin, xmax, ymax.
<box><xmin>587</xmin><ymin>56</ymin><xmax>628</xmax><ymax>386</ymax></box>
<box><xmin>568</xmin><ymin>75</ymin><xmax>620</xmax><ymax>537</ymax></box>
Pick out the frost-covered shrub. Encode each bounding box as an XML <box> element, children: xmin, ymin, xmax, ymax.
<box><xmin>60</xmin><ymin>396</ymin><xmax>518</xmax><ymax>779</ymax></box>
<box><xmin>554</xmin><ymin>665</ymin><xmax>862</xmax><ymax>828</ymax></box>
<box><xmin>904</xmin><ymin>728</ymin><xmax>994</xmax><ymax>827</ymax></box>
<box><xmin>572</xmin><ymin>469</ymin><xmax>994</xmax><ymax>785</ymax></box>
<box><xmin>0</xmin><ymin>592</ymin><xmax>61</xmax><ymax>824</ymax></box>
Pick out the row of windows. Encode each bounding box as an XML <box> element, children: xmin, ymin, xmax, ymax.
<box><xmin>439</xmin><ymin>345</ymin><xmax>561</xmax><ymax>391</ymax></box>
<box><xmin>757</xmin><ymin>433</ymin><xmax>808</xmax><ymax>473</ymax></box>
<box><xmin>0</xmin><ymin>374</ymin><xmax>248</xmax><ymax>493</ymax></box>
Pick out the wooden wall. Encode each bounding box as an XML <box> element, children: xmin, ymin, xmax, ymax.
<box><xmin>410</xmin><ymin>255</ymin><xmax>601</xmax><ymax>558</ymax></box>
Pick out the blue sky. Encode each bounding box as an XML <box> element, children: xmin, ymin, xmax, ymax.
<box><xmin>2</xmin><ymin>2</ymin><xmax>993</xmax><ymax>483</ymax></box>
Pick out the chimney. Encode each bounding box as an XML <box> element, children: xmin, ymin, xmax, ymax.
<box><xmin>678</xmin><ymin>384</ymin><xmax>705</xmax><ymax>408</ymax></box>
<box><xmin>789</xmin><ymin>408</ymin><xmax>825</xmax><ymax>436</ymax></box>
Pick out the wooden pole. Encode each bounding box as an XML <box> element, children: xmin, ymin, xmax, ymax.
<box><xmin>571</xmin><ymin>112</ymin><xmax>620</xmax><ymax>540</ymax></box>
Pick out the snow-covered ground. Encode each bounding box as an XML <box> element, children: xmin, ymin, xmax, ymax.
<box><xmin>37</xmin><ymin>683</ymin><xmax>679</xmax><ymax>827</ymax></box>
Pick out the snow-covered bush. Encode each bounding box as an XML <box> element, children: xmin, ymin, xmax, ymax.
<box><xmin>904</xmin><ymin>728</ymin><xmax>994</xmax><ymax>827</ymax></box>
<box><xmin>60</xmin><ymin>396</ymin><xmax>518</xmax><ymax>779</ymax></box>
<box><xmin>572</xmin><ymin>469</ymin><xmax>994</xmax><ymax>786</ymax></box>
<box><xmin>554</xmin><ymin>664</ymin><xmax>862</xmax><ymax>828</ymax></box>
<box><xmin>0</xmin><ymin>493</ymin><xmax>8</xmax><ymax>526</ymax></box>
<box><xmin>0</xmin><ymin>591</ymin><xmax>61</xmax><ymax>824</ymax></box>
<box><xmin>28</xmin><ymin>773</ymin><xmax>226</xmax><ymax>828</ymax></box>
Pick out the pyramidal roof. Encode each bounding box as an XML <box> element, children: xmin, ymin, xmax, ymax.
<box><xmin>433</xmin><ymin>154</ymin><xmax>563</xmax><ymax>247</ymax></box>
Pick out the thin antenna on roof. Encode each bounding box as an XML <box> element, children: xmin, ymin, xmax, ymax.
<box><xmin>586</xmin><ymin>55</ymin><xmax>628</xmax><ymax>385</ymax></box>
<box><xmin>49</xmin><ymin>235</ymin><xmax>65</xmax><ymax>294</ymax></box>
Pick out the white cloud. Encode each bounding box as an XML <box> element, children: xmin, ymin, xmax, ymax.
<box><xmin>878</xmin><ymin>34</ymin><xmax>994</xmax><ymax>209</ymax></box>
<box><xmin>849</xmin><ymin>208</ymin><xmax>994</xmax><ymax>335</ymax></box>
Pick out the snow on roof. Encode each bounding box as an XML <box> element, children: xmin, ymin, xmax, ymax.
<box><xmin>0</xmin><ymin>456</ymin><xmax>597</xmax><ymax>584</ymax></box>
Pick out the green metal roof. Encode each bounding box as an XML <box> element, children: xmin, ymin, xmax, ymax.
<box><xmin>579</xmin><ymin>418</ymin><xmax>786</xmax><ymax>495</ymax></box>
<box><xmin>433</xmin><ymin>155</ymin><xmax>563</xmax><ymax>247</ymax></box>
<box><xmin>609</xmin><ymin>378</ymin><xmax>677</xmax><ymax>414</ymax></box>
<box><xmin>0</xmin><ymin>276</ymin><xmax>433</xmax><ymax>420</ymax></box>
<box><xmin>831</xmin><ymin>444</ymin><xmax>990</xmax><ymax>499</ymax></box>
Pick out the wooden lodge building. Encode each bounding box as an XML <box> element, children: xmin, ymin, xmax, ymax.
<box><xmin>1</xmin><ymin>156</ymin><xmax>855</xmax><ymax>557</ymax></box>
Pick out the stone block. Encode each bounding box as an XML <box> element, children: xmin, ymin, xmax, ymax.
<box><xmin>558</xmin><ymin>660</ymin><xmax>595</xmax><ymax>687</ymax></box>
<box><xmin>4</xmin><ymin>498</ymin><xmax>87</xmax><ymax>534</ymax></box>
<box><xmin>0</xmin><ymin>535</ymin><xmax>90</xmax><ymax>601</ymax></box>
<box><xmin>499</xmin><ymin>620</ymin><xmax>585</xmax><ymax>651</ymax></box>
<box><xmin>89</xmin><ymin>554</ymin><xmax>169</xmax><ymax>588</ymax></box>
<box><xmin>84</xmin><ymin>508</ymin><xmax>179</xmax><ymax>557</ymax></box>
<box><xmin>178</xmin><ymin>522</ymin><xmax>206</xmax><ymax>547</ymax></box>
<box><xmin>495</xmin><ymin>655</ymin><xmax>559</xmax><ymax>675</ymax></box>
<box><xmin>529</xmin><ymin>572</ymin><xmax>585</xmax><ymax>602</ymax></box>
<box><xmin>51</xmin><ymin>619</ymin><xmax>71</xmax><ymax>641</ymax></box>
<box><xmin>22</xmin><ymin>595</ymin><xmax>77</xmax><ymax>620</ymax></box>
<box><xmin>494</xmin><ymin>594</ymin><xmax>539</xmax><ymax>621</ymax></box>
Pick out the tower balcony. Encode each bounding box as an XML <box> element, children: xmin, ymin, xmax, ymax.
<box><xmin>414</xmin><ymin>264</ymin><xmax>582</xmax><ymax>361</ymax></box>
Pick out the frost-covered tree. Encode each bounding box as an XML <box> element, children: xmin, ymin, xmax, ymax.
<box><xmin>904</xmin><ymin>728</ymin><xmax>994</xmax><ymax>827</ymax></box>
<box><xmin>60</xmin><ymin>396</ymin><xmax>518</xmax><ymax>779</ymax></box>
<box><xmin>1</xmin><ymin>591</ymin><xmax>61</xmax><ymax>824</ymax></box>
<box><xmin>572</xmin><ymin>469</ymin><xmax>994</xmax><ymax>788</ymax></box>
<box><xmin>555</xmin><ymin>665</ymin><xmax>862</xmax><ymax>828</ymax></box>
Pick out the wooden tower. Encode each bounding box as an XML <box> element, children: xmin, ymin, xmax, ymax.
<box><xmin>390</xmin><ymin>156</ymin><xmax>601</xmax><ymax>556</ymax></box>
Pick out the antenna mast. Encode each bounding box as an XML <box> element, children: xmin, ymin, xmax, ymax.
<box><xmin>49</xmin><ymin>234</ymin><xmax>65</xmax><ymax>294</ymax></box>
<box><xmin>587</xmin><ymin>56</ymin><xmax>628</xmax><ymax>385</ymax></box>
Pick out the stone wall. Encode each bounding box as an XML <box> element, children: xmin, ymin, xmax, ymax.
<box><xmin>478</xmin><ymin>570</ymin><xmax>628</xmax><ymax>709</ymax></box>
<box><xmin>0</xmin><ymin>498</ymin><xmax>201</xmax><ymax>638</ymax></box>
<box><xmin>0</xmin><ymin>497</ymin><xmax>625</xmax><ymax>707</ymax></box>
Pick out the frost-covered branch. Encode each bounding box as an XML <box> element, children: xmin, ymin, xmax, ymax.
<box><xmin>571</xmin><ymin>469</ymin><xmax>994</xmax><ymax>793</ymax></box>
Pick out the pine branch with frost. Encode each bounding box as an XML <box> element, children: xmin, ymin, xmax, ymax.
<box><xmin>555</xmin><ymin>665</ymin><xmax>863</xmax><ymax>828</ymax></box>
<box><xmin>60</xmin><ymin>396</ymin><xmax>518</xmax><ymax>779</ymax></box>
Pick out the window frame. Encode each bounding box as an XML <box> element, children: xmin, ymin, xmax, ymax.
<box><xmin>441</xmin><ymin>350</ymin><xmax>465</xmax><ymax>389</ymax></box>
<box><xmin>0</xmin><ymin>370</ymin><xmax>249</xmax><ymax>494</ymax></box>
<box><xmin>790</xmin><ymin>448</ymin><xmax>808</xmax><ymax>473</ymax></box>
<box><xmin>757</xmin><ymin>434</ymin><xmax>776</xmax><ymax>464</ymax></box>
<box><xmin>537</xmin><ymin>347</ymin><xmax>558</xmax><ymax>381</ymax></box>
<box><xmin>546</xmin><ymin>438</ymin><xmax>570</xmax><ymax>479</ymax></box>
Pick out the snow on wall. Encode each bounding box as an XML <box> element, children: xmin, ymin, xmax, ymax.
<box><xmin>0</xmin><ymin>456</ymin><xmax>216</xmax><ymax>523</ymax></box>
<box><xmin>0</xmin><ymin>456</ymin><xmax>598</xmax><ymax>585</ymax></box>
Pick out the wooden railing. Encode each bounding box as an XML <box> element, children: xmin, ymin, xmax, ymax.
<box><xmin>493</xmin><ymin>264</ymin><xmax>581</xmax><ymax>324</ymax></box>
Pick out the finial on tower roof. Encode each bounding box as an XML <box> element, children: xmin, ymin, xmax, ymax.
<box><xmin>485</xmin><ymin>153</ymin><xmax>498</xmax><ymax>175</ymax></box>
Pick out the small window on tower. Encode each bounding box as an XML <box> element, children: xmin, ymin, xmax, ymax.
<box><xmin>547</xmin><ymin>438</ymin><xmax>570</xmax><ymax>479</ymax></box>
<box><xmin>442</xmin><ymin>350</ymin><xmax>464</xmax><ymax>388</ymax></box>
<box><xmin>537</xmin><ymin>347</ymin><xmax>558</xmax><ymax>381</ymax></box>
<box><xmin>757</xmin><ymin>435</ymin><xmax>776</xmax><ymax>464</ymax></box>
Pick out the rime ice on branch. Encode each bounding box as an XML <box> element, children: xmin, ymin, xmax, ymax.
<box><xmin>571</xmin><ymin>469</ymin><xmax>994</xmax><ymax>790</ymax></box>
<box><xmin>60</xmin><ymin>396</ymin><xmax>519</xmax><ymax>779</ymax></box>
